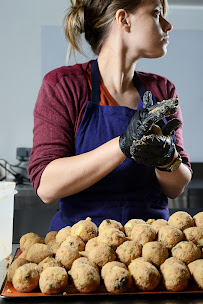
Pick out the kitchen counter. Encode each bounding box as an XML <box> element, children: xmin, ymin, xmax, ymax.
<box><xmin>13</xmin><ymin>185</ymin><xmax>59</xmax><ymax>242</ymax></box>
<box><xmin>1</xmin><ymin>245</ymin><xmax>202</xmax><ymax>304</ymax></box>
<box><xmin>13</xmin><ymin>177</ymin><xmax>203</xmax><ymax>243</ymax></box>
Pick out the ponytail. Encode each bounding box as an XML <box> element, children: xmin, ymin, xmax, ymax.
<box><xmin>64</xmin><ymin>0</ymin><xmax>85</xmax><ymax>60</ymax></box>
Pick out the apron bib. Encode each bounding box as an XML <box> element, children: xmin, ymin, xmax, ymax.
<box><xmin>49</xmin><ymin>60</ymin><xmax>170</xmax><ymax>231</ymax></box>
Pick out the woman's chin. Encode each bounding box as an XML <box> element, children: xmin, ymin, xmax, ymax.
<box><xmin>144</xmin><ymin>49</ymin><xmax>168</xmax><ymax>59</ymax></box>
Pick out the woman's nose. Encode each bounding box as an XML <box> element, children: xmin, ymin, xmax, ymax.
<box><xmin>162</xmin><ymin>17</ymin><xmax>173</xmax><ymax>33</ymax></box>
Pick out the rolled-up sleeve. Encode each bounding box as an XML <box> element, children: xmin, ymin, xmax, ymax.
<box><xmin>27</xmin><ymin>64</ymin><xmax>89</xmax><ymax>193</ymax></box>
<box><xmin>167</xmin><ymin>80</ymin><xmax>192</xmax><ymax>174</ymax></box>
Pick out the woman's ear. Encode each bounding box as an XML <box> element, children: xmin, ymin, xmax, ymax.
<box><xmin>115</xmin><ymin>9</ymin><xmax>130</xmax><ymax>32</ymax></box>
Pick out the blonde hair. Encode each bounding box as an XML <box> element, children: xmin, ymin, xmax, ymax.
<box><xmin>64</xmin><ymin>0</ymin><xmax>168</xmax><ymax>58</ymax></box>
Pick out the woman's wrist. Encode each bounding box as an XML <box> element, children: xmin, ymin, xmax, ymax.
<box><xmin>156</xmin><ymin>151</ymin><xmax>183</xmax><ymax>173</ymax></box>
<box><xmin>157</xmin><ymin>150</ymin><xmax>179</xmax><ymax>169</ymax></box>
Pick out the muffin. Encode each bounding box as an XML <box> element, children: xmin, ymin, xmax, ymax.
<box><xmin>23</xmin><ymin>235</ymin><xmax>45</xmax><ymax>251</ymax></box>
<box><xmin>97</xmin><ymin>228</ymin><xmax>126</xmax><ymax>250</ymax></box>
<box><xmin>46</xmin><ymin>239</ymin><xmax>61</xmax><ymax>254</ymax></box>
<box><xmin>168</xmin><ymin>211</ymin><xmax>194</xmax><ymax>231</ymax></box>
<box><xmin>71</xmin><ymin>218</ymin><xmax>98</xmax><ymax>243</ymax></box>
<box><xmin>124</xmin><ymin>219</ymin><xmax>146</xmax><ymax>237</ymax></box>
<box><xmin>193</xmin><ymin>212</ymin><xmax>203</xmax><ymax>228</ymax></box>
<box><xmin>87</xmin><ymin>244</ymin><xmax>116</xmax><ymax>268</ymax></box>
<box><xmin>12</xmin><ymin>263</ymin><xmax>40</xmax><ymax>293</ymax></box>
<box><xmin>7</xmin><ymin>258</ymin><xmax>29</xmax><ymax>282</ymax></box>
<box><xmin>70</xmin><ymin>257</ymin><xmax>99</xmax><ymax>273</ymax></box>
<box><xmin>60</xmin><ymin>235</ymin><xmax>85</xmax><ymax>252</ymax></box>
<box><xmin>160</xmin><ymin>260</ymin><xmax>190</xmax><ymax>291</ymax></box>
<box><xmin>98</xmin><ymin>219</ymin><xmax>124</xmax><ymax>234</ymax></box>
<box><xmin>44</xmin><ymin>231</ymin><xmax>57</xmax><ymax>245</ymax></box>
<box><xmin>39</xmin><ymin>266</ymin><xmax>68</xmax><ymax>294</ymax></box>
<box><xmin>19</xmin><ymin>232</ymin><xmax>38</xmax><ymax>251</ymax></box>
<box><xmin>38</xmin><ymin>257</ymin><xmax>63</xmax><ymax>273</ymax></box>
<box><xmin>85</xmin><ymin>237</ymin><xmax>98</xmax><ymax>253</ymax></box>
<box><xmin>70</xmin><ymin>260</ymin><xmax>100</xmax><ymax>293</ymax></box>
<box><xmin>103</xmin><ymin>265</ymin><xmax>133</xmax><ymax>293</ymax></box>
<box><xmin>55</xmin><ymin>226</ymin><xmax>72</xmax><ymax>245</ymax></box>
<box><xmin>26</xmin><ymin>243</ymin><xmax>54</xmax><ymax>264</ymax></box>
<box><xmin>55</xmin><ymin>245</ymin><xmax>80</xmax><ymax>270</ymax></box>
<box><xmin>131</xmin><ymin>224</ymin><xmax>156</xmax><ymax>246</ymax></box>
<box><xmin>128</xmin><ymin>258</ymin><xmax>160</xmax><ymax>291</ymax></box>
<box><xmin>171</xmin><ymin>241</ymin><xmax>202</xmax><ymax>264</ymax></box>
<box><xmin>19</xmin><ymin>248</ymin><xmax>29</xmax><ymax>259</ymax></box>
<box><xmin>151</xmin><ymin>219</ymin><xmax>168</xmax><ymax>233</ymax></box>
<box><xmin>188</xmin><ymin>259</ymin><xmax>203</xmax><ymax>289</ymax></box>
<box><xmin>160</xmin><ymin>257</ymin><xmax>186</xmax><ymax>271</ymax></box>
<box><xmin>183</xmin><ymin>227</ymin><xmax>203</xmax><ymax>246</ymax></box>
<box><xmin>116</xmin><ymin>240</ymin><xmax>142</xmax><ymax>266</ymax></box>
<box><xmin>157</xmin><ymin>225</ymin><xmax>184</xmax><ymax>249</ymax></box>
<box><xmin>101</xmin><ymin>261</ymin><xmax>127</xmax><ymax>279</ymax></box>
<box><xmin>142</xmin><ymin>241</ymin><xmax>169</xmax><ymax>267</ymax></box>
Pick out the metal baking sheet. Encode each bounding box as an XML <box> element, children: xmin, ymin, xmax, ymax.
<box><xmin>1</xmin><ymin>249</ymin><xmax>203</xmax><ymax>299</ymax></box>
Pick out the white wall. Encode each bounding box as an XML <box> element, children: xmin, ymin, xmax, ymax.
<box><xmin>0</xmin><ymin>1</ymin><xmax>202</xmax><ymax>173</ymax></box>
<box><xmin>0</xmin><ymin>0</ymin><xmax>68</xmax><ymax>164</ymax></box>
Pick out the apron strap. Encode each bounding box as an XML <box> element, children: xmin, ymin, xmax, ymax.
<box><xmin>133</xmin><ymin>71</ymin><xmax>147</xmax><ymax>98</ymax></box>
<box><xmin>91</xmin><ymin>59</ymin><xmax>100</xmax><ymax>105</ymax></box>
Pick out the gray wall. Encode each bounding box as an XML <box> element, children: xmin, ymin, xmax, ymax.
<box><xmin>0</xmin><ymin>1</ymin><xmax>203</xmax><ymax>176</ymax></box>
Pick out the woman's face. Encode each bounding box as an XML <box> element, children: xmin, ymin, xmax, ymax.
<box><xmin>127</xmin><ymin>0</ymin><xmax>172</xmax><ymax>59</ymax></box>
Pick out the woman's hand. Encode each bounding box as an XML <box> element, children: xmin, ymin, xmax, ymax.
<box><xmin>119</xmin><ymin>91</ymin><xmax>180</xmax><ymax>166</ymax></box>
<box><xmin>130</xmin><ymin>117</ymin><xmax>181</xmax><ymax>166</ymax></box>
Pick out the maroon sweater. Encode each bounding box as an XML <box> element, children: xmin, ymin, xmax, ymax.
<box><xmin>28</xmin><ymin>61</ymin><xmax>191</xmax><ymax>193</ymax></box>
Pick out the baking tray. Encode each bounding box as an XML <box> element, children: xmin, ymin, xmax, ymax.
<box><xmin>1</xmin><ymin>248</ymin><xmax>203</xmax><ymax>299</ymax></box>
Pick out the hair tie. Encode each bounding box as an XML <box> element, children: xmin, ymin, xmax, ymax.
<box><xmin>71</xmin><ymin>0</ymin><xmax>86</xmax><ymax>11</ymax></box>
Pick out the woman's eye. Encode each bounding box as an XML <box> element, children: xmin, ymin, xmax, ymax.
<box><xmin>154</xmin><ymin>9</ymin><xmax>161</xmax><ymax>18</ymax></box>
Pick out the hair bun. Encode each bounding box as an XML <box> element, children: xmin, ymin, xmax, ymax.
<box><xmin>68</xmin><ymin>0</ymin><xmax>85</xmax><ymax>34</ymax></box>
<box><xmin>71</xmin><ymin>0</ymin><xmax>86</xmax><ymax>11</ymax></box>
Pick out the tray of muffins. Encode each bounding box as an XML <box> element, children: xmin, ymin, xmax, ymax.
<box><xmin>1</xmin><ymin>211</ymin><xmax>203</xmax><ymax>298</ymax></box>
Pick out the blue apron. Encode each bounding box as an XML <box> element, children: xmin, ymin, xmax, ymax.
<box><xmin>49</xmin><ymin>60</ymin><xmax>170</xmax><ymax>231</ymax></box>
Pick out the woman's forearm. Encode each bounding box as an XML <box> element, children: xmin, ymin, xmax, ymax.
<box><xmin>37</xmin><ymin>137</ymin><xmax>126</xmax><ymax>204</ymax></box>
<box><xmin>37</xmin><ymin>134</ymin><xmax>192</xmax><ymax>204</ymax></box>
<box><xmin>155</xmin><ymin>162</ymin><xmax>192</xmax><ymax>199</ymax></box>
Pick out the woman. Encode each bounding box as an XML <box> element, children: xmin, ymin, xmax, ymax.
<box><xmin>28</xmin><ymin>0</ymin><xmax>192</xmax><ymax>231</ymax></box>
